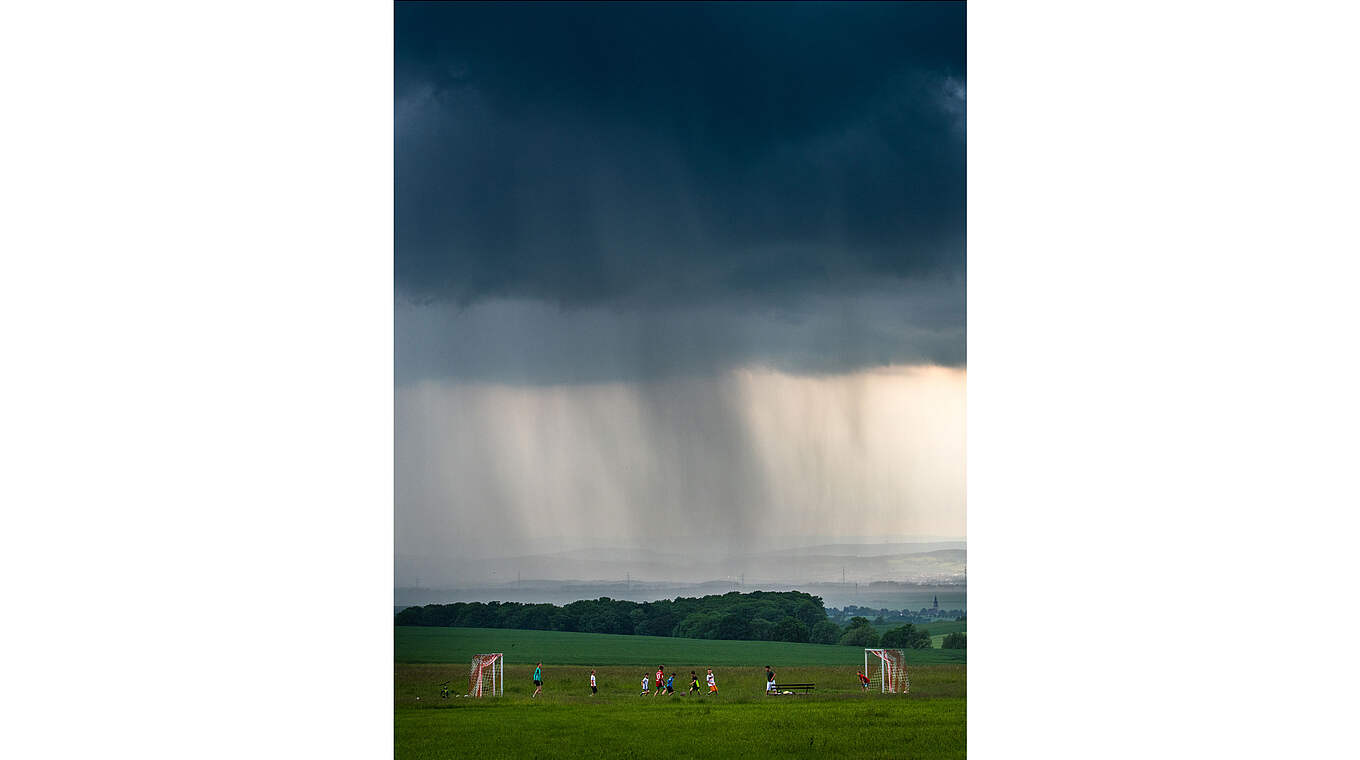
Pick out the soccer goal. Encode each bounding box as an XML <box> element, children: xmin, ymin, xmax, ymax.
<box><xmin>865</xmin><ymin>649</ymin><xmax>909</xmax><ymax>694</ymax></box>
<box><xmin>469</xmin><ymin>653</ymin><xmax>504</xmax><ymax>697</ymax></box>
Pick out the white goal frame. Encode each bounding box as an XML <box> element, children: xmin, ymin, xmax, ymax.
<box><xmin>469</xmin><ymin>653</ymin><xmax>504</xmax><ymax>697</ymax></box>
<box><xmin>865</xmin><ymin>648</ymin><xmax>909</xmax><ymax>694</ymax></box>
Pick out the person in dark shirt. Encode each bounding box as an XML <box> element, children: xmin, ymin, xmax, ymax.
<box><xmin>689</xmin><ymin>671</ymin><xmax>701</xmax><ymax>694</ymax></box>
<box><xmin>765</xmin><ymin>665</ymin><xmax>777</xmax><ymax>694</ymax></box>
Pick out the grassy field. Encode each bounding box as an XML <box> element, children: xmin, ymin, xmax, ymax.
<box><xmin>396</xmin><ymin>626</ymin><xmax>966</xmax><ymax>666</ymax></box>
<box><xmin>395</xmin><ymin>627</ymin><xmax>965</xmax><ymax>760</ymax></box>
<box><xmin>396</xmin><ymin>663</ymin><xmax>965</xmax><ymax>759</ymax></box>
<box><xmin>398</xmin><ymin>663</ymin><xmax>964</xmax><ymax>702</ymax></box>
<box><xmin>396</xmin><ymin>695</ymin><xmax>964</xmax><ymax>759</ymax></box>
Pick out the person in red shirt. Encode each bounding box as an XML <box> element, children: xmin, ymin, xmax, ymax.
<box><xmin>857</xmin><ymin>669</ymin><xmax>871</xmax><ymax>690</ymax></box>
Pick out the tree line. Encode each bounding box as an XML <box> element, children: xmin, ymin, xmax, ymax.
<box><xmin>836</xmin><ymin>616</ymin><xmax>935</xmax><ymax>649</ymax></box>
<box><xmin>395</xmin><ymin>590</ymin><xmax>952</xmax><ymax>647</ymax></box>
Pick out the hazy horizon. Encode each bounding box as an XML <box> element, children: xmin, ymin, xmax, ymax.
<box><xmin>397</xmin><ymin>537</ymin><xmax>965</xmax><ymax>593</ymax></box>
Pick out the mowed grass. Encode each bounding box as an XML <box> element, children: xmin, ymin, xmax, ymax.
<box><xmin>397</xmin><ymin>697</ymin><xmax>964</xmax><ymax>760</ymax></box>
<box><xmin>396</xmin><ymin>663</ymin><xmax>965</xmax><ymax>760</ymax></box>
<box><xmin>396</xmin><ymin>626</ymin><xmax>966</xmax><ymax>666</ymax></box>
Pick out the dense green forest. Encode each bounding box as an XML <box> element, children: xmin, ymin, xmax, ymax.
<box><xmin>395</xmin><ymin>591</ymin><xmax>935</xmax><ymax>647</ymax></box>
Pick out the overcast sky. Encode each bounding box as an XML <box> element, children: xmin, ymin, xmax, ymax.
<box><xmin>395</xmin><ymin>2</ymin><xmax>966</xmax><ymax>581</ymax></box>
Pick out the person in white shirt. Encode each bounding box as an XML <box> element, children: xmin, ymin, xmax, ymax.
<box><xmin>640</xmin><ymin>675</ymin><xmax>649</xmax><ymax>696</ymax></box>
<box><xmin>590</xmin><ymin>670</ymin><xmax>597</xmax><ymax>696</ymax></box>
<box><xmin>706</xmin><ymin>668</ymin><xmax>717</xmax><ymax>694</ymax></box>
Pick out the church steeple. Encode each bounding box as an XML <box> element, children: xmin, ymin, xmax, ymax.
<box><xmin>932</xmin><ymin>594</ymin><xmax>939</xmax><ymax>610</ymax></box>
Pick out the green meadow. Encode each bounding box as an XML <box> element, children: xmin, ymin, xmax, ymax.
<box><xmin>396</xmin><ymin>626</ymin><xmax>966</xmax><ymax>667</ymax></box>
<box><xmin>396</xmin><ymin>693</ymin><xmax>964</xmax><ymax>760</ymax></box>
<box><xmin>395</xmin><ymin>627</ymin><xmax>966</xmax><ymax>759</ymax></box>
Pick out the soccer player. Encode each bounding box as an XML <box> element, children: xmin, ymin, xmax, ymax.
<box><xmin>590</xmin><ymin>669</ymin><xmax>597</xmax><ymax>696</ymax></box>
<box><xmin>857</xmin><ymin>669</ymin><xmax>871</xmax><ymax>690</ymax></box>
<box><xmin>640</xmin><ymin>674</ymin><xmax>650</xmax><ymax>696</ymax></box>
<box><xmin>654</xmin><ymin>666</ymin><xmax>664</xmax><ymax>697</ymax></box>
<box><xmin>765</xmin><ymin>665</ymin><xmax>777</xmax><ymax>694</ymax></box>
<box><xmin>706</xmin><ymin>668</ymin><xmax>717</xmax><ymax>694</ymax></box>
<box><xmin>532</xmin><ymin>662</ymin><xmax>543</xmax><ymax>698</ymax></box>
<box><xmin>665</xmin><ymin>673</ymin><xmax>675</xmax><ymax>694</ymax></box>
<box><xmin>689</xmin><ymin>671</ymin><xmax>701</xmax><ymax>694</ymax></box>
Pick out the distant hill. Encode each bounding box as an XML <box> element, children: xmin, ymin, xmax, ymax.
<box><xmin>397</xmin><ymin>541</ymin><xmax>965</xmax><ymax>592</ymax></box>
<box><xmin>755</xmin><ymin>541</ymin><xmax>966</xmax><ymax>557</ymax></box>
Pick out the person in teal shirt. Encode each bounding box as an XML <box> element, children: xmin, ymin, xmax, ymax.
<box><xmin>532</xmin><ymin>662</ymin><xmax>543</xmax><ymax>698</ymax></box>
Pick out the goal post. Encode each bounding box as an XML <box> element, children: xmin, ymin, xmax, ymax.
<box><xmin>865</xmin><ymin>649</ymin><xmax>909</xmax><ymax>694</ymax></box>
<box><xmin>469</xmin><ymin>653</ymin><xmax>504</xmax><ymax>697</ymax></box>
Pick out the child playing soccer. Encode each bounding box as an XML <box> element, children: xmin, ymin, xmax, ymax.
<box><xmin>857</xmin><ymin>669</ymin><xmax>871</xmax><ymax>690</ymax></box>
<box><xmin>764</xmin><ymin>665</ymin><xmax>777</xmax><ymax>694</ymax></box>
<box><xmin>707</xmin><ymin>668</ymin><xmax>717</xmax><ymax>694</ymax></box>
<box><xmin>654</xmin><ymin>666</ymin><xmax>664</xmax><ymax>697</ymax></box>
<box><xmin>689</xmin><ymin>671</ymin><xmax>701</xmax><ymax>694</ymax></box>
<box><xmin>590</xmin><ymin>669</ymin><xmax>597</xmax><ymax>696</ymax></box>
<box><xmin>640</xmin><ymin>674</ymin><xmax>649</xmax><ymax>696</ymax></box>
<box><xmin>665</xmin><ymin>673</ymin><xmax>675</xmax><ymax>694</ymax></box>
<box><xmin>532</xmin><ymin>662</ymin><xmax>543</xmax><ymax>698</ymax></box>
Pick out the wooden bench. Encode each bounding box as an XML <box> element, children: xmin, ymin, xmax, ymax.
<box><xmin>771</xmin><ymin>682</ymin><xmax>815</xmax><ymax>693</ymax></box>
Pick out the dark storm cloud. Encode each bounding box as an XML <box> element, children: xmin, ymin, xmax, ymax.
<box><xmin>394</xmin><ymin>4</ymin><xmax>968</xmax><ymax>564</ymax></box>
<box><xmin>395</xmin><ymin>1</ymin><xmax>964</xmax><ymax>305</ymax></box>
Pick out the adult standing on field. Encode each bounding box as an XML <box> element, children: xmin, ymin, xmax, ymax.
<box><xmin>532</xmin><ymin>662</ymin><xmax>543</xmax><ymax>698</ymax></box>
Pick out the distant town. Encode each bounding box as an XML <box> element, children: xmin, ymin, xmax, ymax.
<box><xmin>828</xmin><ymin>595</ymin><xmax>965</xmax><ymax>625</ymax></box>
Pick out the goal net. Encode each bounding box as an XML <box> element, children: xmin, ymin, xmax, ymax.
<box><xmin>468</xmin><ymin>653</ymin><xmax>504</xmax><ymax>697</ymax></box>
<box><xmin>865</xmin><ymin>649</ymin><xmax>909</xmax><ymax>694</ymax></box>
